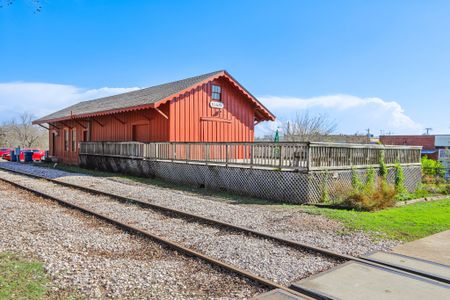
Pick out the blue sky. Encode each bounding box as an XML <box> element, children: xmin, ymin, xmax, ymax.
<box><xmin>1</xmin><ymin>0</ymin><xmax>449</xmax><ymax>136</ymax></box>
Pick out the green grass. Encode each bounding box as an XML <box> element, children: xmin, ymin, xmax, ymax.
<box><xmin>303</xmin><ymin>199</ymin><xmax>450</xmax><ymax>241</ymax></box>
<box><xmin>0</xmin><ymin>253</ymin><xmax>48</xmax><ymax>300</ymax></box>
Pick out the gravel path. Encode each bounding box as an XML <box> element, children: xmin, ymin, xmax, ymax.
<box><xmin>0</xmin><ymin>181</ymin><xmax>266</xmax><ymax>299</ymax></box>
<box><xmin>0</xmin><ymin>169</ymin><xmax>339</xmax><ymax>285</ymax></box>
<box><xmin>0</xmin><ymin>162</ymin><xmax>400</xmax><ymax>258</ymax></box>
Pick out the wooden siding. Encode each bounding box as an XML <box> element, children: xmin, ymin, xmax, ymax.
<box><xmin>89</xmin><ymin>105</ymin><xmax>170</xmax><ymax>142</ymax></box>
<box><xmin>169</xmin><ymin>77</ymin><xmax>255</xmax><ymax>142</ymax></box>
<box><xmin>49</xmin><ymin>77</ymin><xmax>259</xmax><ymax>164</ymax></box>
<box><xmin>50</xmin><ymin>106</ymin><xmax>170</xmax><ymax>164</ymax></box>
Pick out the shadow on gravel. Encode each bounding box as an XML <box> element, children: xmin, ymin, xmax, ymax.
<box><xmin>0</xmin><ymin>160</ymin><xmax>86</xmax><ymax>180</ymax></box>
<box><xmin>25</xmin><ymin>161</ymin><xmax>299</xmax><ymax>207</ymax></box>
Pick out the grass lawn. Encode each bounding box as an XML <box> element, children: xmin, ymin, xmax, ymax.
<box><xmin>0</xmin><ymin>253</ymin><xmax>48</xmax><ymax>300</ymax></box>
<box><xmin>303</xmin><ymin>199</ymin><xmax>450</xmax><ymax>241</ymax></box>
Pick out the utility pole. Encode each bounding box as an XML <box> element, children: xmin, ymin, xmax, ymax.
<box><xmin>425</xmin><ymin>128</ymin><xmax>433</xmax><ymax>135</ymax></box>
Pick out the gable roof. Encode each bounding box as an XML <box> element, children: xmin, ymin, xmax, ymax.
<box><xmin>33</xmin><ymin>70</ymin><xmax>275</xmax><ymax>124</ymax></box>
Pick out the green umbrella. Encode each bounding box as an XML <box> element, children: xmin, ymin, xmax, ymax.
<box><xmin>274</xmin><ymin>128</ymin><xmax>280</xmax><ymax>158</ymax></box>
<box><xmin>274</xmin><ymin>128</ymin><xmax>280</xmax><ymax>143</ymax></box>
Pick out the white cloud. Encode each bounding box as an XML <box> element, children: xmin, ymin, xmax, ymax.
<box><xmin>0</xmin><ymin>82</ymin><xmax>422</xmax><ymax>137</ymax></box>
<box><xmin>257</xmin><ymin>94</ymin><xmax>422</xmax><ymax>136</ymax></box>
<box><xmin>0</xmin><ymin>82</ymin><xmax>139</xmax><ymax>122</ymax></box>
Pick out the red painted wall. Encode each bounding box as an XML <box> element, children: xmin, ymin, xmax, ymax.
<box><xmin>49</xmin><ymin>77</ymin><xmax>258</xmax><ymax>164</ymax></box>
<box><xmin>169</xmin><ymin>77</ymin><xmax>255</xmax><ymax>142</ymax></box>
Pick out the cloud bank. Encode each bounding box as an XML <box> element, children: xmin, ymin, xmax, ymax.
<box><xmin>0</xmin><ymin>82</ymin><xmax>139</xmax><ymax>122</ymax></box>
<box><xmin>0</xmin><ymin>82</ymin><xmax>421</xmax><ymax>137</ymax></box>
<box><xmin>257</xmin><ymin>94</ymin><xmax>422</xmax><ymax>137</ymax></box>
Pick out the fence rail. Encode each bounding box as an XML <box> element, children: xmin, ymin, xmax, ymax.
<box><xmin>79</xmin><ymin>141</ymin><xmax>421</xmax><ymax>171</ymax></box>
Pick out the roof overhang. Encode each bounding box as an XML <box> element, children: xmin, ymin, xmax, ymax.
<box><xmin>32</xmin><ymin>103</ymin><xmax>158</xmax><ymax>125</ymax></box>
<box><xmin>152</xmin><ymin>70</ymin><xmax>275</xmax><ymax>122</ymax></box>
<box><xmin>33</xmin><ymin>70</ymin><xmax>276</xmax><ymax>125</ymax></box>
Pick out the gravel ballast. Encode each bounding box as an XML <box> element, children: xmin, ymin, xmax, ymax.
<box><xmin>0</xmin><ymin>169</ymin><xmax>340</xmax><ymax>285</ymax></box>
<box><xmin>0</xmin><ymin>181</ymin><xmax>267</xmax><ymax>299</ymax></box>
<box><xmin>0</xmin><ymin>162</ymin><xmax>400</xmax><ymax>257</ymax></box>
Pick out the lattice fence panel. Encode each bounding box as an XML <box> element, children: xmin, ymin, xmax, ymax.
<box><xmin>80</xmin><ymin>155</ymin><xmax>422</xmax><ymax>204</ymax></box>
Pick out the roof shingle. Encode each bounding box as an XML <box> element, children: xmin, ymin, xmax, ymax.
<box><xmin>33</xmin><ymin>70</ymin><xmax>224</xmax><ymax>124</ymax></box>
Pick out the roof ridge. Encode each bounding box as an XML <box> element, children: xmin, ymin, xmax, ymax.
<box><xmin>77</xmin><ymin>70</ymin><xmax>224</xmax><ymax>105</ymax></box>
<box><xmin>33</xmin><ymin>70</ymin><xmax>227</xmax><ymax>123</ymax></box>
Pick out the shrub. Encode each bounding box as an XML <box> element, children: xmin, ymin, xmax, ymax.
<box><xmin>351</xmin><ymin>167</ymin><xmax>363</xmax><ymax>192</ymax></box>
<box><xmin>343</xmin><ymin>179</ymin><xmax>397</xmax><ymax>211</ymax></box>
<box><xmin>379</xmin><ymin>150</ymin><xmax>388</xmax><ymax>181</ymax></box>
<box><xmin>441</xmin><ymin>184</ymin><xmax>450</xmax><ymax>195</ymax></box>
<box><xmin>364</xmin><ymin>166</ymin><xmax>376</xmax><ymax>193</ymax></box>
<box><xmin>421</xmin><ymin>156</ymin><xmax>446</xmax><ymax>180</ymax></box>
<box><xmin>320</xmin><ymin>171</ymin><xmax>331</xmax><ymax>203</ymax></box>
<box><xmin>394</xmin><ymin>163</ymin><xmax>407</xmax><ymax>194</ymax></box>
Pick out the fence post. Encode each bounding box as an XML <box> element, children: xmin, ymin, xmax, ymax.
<box><xmin>186</xmin><ymin>144</ymin><xmax>190</xmax><ymax>162</ymax></box>
<box><xmin>278</xmin><ymin>145</ymin><xmax>284</xmax><ymax>168</ymax></box>
<box><xmin>172</xmin><ymin>143</ymin><xmax>176</xmax><ymax>162</ymax></box>
<box><xmin>250</xmin><ymin>144</ymin><xmax>254</xmax><ymax>168</ymax></box>
<box><xmin>225</xmin><ymin>144</ymin><xmax>229</xmax><ymax>166</ymax></box>
<box><xmin>307</xmin><ymin>143</ymin><xmax>312</xmax><ymax>171</ymax></box>
<box><xmin>205</xmin><ymin>144</ymin><xmax>210</xmax><ymax>165</ymax></box>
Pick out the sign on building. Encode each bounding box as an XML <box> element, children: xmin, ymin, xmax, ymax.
<box><xmin>209</xmin><ymin>101</ymin><xmax>224</xmax><ymax>109</ymax></box>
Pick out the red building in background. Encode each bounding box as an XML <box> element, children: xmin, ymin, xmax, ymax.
<box><xmin>33</xmin><ymin>70</ymin><xmax>275</xmax><ymax>164</ymax></box>
<box><xmin>380</xmin><ymin>134</ymin><xmax>450</xmax><ymax>160</ymax></box>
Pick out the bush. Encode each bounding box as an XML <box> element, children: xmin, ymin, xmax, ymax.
<box><xmin>421</xmin><ymin>156</ymin><xmax>445</xmax><ymax>180</ymax></box>
<box><xmin>364</xmin><ymin>166</ymin><xmax>376</xmax><ymax>193</ymax></box>
<box><xmin>342</xmin><ymin>179</ymin><xmax>397</xmax><ymax>211</ymax></box>
<box><xmin>379</xmin><ymin>150</ymin><xmax>388</xmax><ymax>180</ymax></box>
<box><xmin>351</xmin><ymin>167</ymin><xmax>363</xmax><ymax>192</ymax></box>
<box><xmin>441</xmin><ymin>184</ymin><xmax>450</xmax><ymax>195</ymax></box>
<box><xmin>394</xmin><ymin>163</ymin><xmax>407</xmax><ymax>194</ymax></box>
<box><xmin>320</xmin><ymin>171</ymin><xmax>331</xmax><ymax>203</ymax></box>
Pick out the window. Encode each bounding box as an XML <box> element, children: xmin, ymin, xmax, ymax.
<box><xmin>71</xmin><ymin>128</ymin><xmax>77</xmax><ymax>152</ymax></box>
<box><xmin>212</xmin><ymin>85</ymin><xmax>221</xmax><ymax>101</ymax></box>
<box><xmin>64</xmin><ymin>129</ymin><xmax>69</xmax><ymax>152</ymax></box>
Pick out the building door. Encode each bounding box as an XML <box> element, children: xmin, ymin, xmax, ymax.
<box><xmin>51</xmin><ymin>132</ymin><xmax>57</xmax><ymax>156</ymax></box>
<box><xmin>132</xmin><ymin>124</ymin><xmax>150</xmax><ymax>142</ymax></box>
<box><xmin>82</xmin><ymin>130</ymin><xmax>88</xmax><ymax>142</ymax></box>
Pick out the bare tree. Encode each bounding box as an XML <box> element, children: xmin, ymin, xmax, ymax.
<box><xmin>1</xmin><ymin>112</ymin><xmax>48</xmax><ymax>148</ymax></box>
<box><xmin>282</xmin><ymin>111</ymin><xmax>337</xmax><ymax>142</ymax></box>
<box><xmin>0</xmin><ymin>127</ymin><xmax>6</xmax><ymax>146</ymax></box>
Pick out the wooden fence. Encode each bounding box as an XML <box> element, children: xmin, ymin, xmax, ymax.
<box><xmin>79</xmin><ymin>141</ymin><xmax>421</xmax><ymax>171</ymax></box>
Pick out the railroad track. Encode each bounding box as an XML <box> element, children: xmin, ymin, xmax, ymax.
<box><xmin>0</xmin><ymin>165</ymin><xmax>448</xmax><ymax>297</ymax></box>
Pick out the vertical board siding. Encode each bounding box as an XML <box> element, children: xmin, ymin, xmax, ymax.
<box><xmin>50</xmin><ymin>76</ymin><xmax>260</xmax><ymax>164</ymax></box>
<box><xmin>52</xmin><ymin>107</ymin><xmax>170</xmax><ymax>164</ymax></box>
<box><xmin>169</xmin><ymin>77</ymin><xmax>255</xmax><ymax>142</ymax></box>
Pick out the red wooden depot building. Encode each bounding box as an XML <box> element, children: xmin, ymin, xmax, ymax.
<box><xmin>33</xmin><ymin>70</ymin><xmax>275</xmax><ymax>164</ymax></box>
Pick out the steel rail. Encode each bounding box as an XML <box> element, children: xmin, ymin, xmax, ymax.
<box><xmin>0</xmin><ymin>175</ymin><xmax>315</xmax><ymax>300</ymax></box>
<box><xmin>0</xmin><ymin>166</ymin><xmax>448</xmax><ymax>285</ymax></box>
